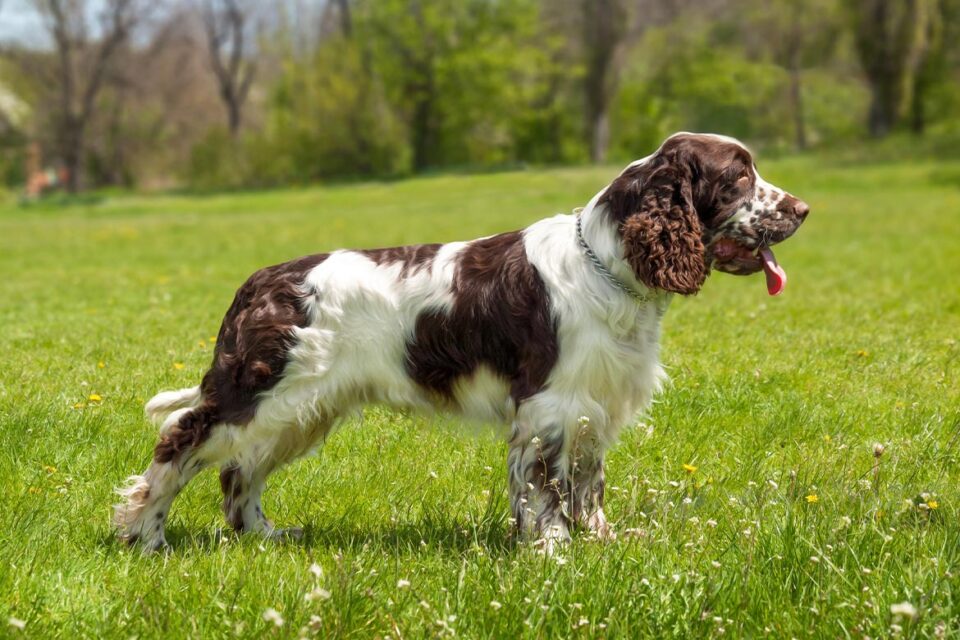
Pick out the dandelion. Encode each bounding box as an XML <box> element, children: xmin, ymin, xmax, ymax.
<box><xmin>309</xmin><ymin>563</ymin><xmax>323</xmax><ymax>578</ymax></box>
<box><xmin>927</xmin><ymin>499</ymin><xmax>939</xmax><ymax>510</ymax></box>
<box><xmin>173</xmin><ymin>362</ymin><xmax>185</xmax><ymax>371</ymax></box>
<box><xmin>856</xmin><ymin>349</ymin><xmax>869</xmax><ymax>357</ymax></box>
<box><xmin>97</xmin><ymin>361</ymin><xmax>106</xmax><ymax>369</ymax></box>
<box><xmin>397</xmin><ymin>579</ymin><xmax>411</xmax><ymax>589</ymax></box>
<box><xmin>489</xmin><ymin>601</ymin><xmax>502</xmax><ymax>611</ymax></box>
<box><xmin>88</xmin><ymin>394</ymin><xmax>102</xmax><ymax>402</ymax></box>
<box><xmin>806</xmin><ymin>494</ymin><xmax>819</xmax><ymax>504</ymax></box>
<box><xmin>262</xmin><ymin>608</ymin><xmax>284</xmax><ymax>627</ymax></box>
<box><xmin>683</xmin><ymin>463</ymin><xmax>698</xmax><ymax>474</ymax></box>
<box><xmin>890</xmin><ymin>601</ymin><xmax>917</xmax><ymax>619</ymax></box>
<box><xmin>8</xmin><ymin>618</ymin><xmax>25</xmax><ymax>631</ymax></box>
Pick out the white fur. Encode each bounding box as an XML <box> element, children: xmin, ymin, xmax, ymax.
<box><xmin>120</xmin><ymin>155</ymin><xmax>692</xmax><ymax>551</ymax></box>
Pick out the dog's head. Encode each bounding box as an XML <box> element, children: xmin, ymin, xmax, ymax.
<box><xmin>601</xmin><ymin>132</ymin><xmax>809</xmax><ymax>296</ymax></box>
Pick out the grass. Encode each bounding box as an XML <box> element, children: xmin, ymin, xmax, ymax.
<box><xmin>1</xmin><ymin>156</ymin><xmax>959</xmax><ymax>638</ymax></box>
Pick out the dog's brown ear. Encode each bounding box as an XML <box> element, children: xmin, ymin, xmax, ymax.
<box><xmin>603</xmin><ymin>157</ymin><xmax>707</xmax><ymax>295</ymax></box>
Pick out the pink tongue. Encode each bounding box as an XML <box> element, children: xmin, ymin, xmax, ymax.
<box><xmin>759</xmin><ymin>247</ymin><xmax>787</xmax><ymax>296</ymax></box>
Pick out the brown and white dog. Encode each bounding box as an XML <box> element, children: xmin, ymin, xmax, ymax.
<box><xmin>115</xmin><ymin>132</ymin><xmax>809</xmax><ymax>552</ymax></box>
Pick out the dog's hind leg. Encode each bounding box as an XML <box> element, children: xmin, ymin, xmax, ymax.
<box><xmin>114</xmin><ymin>404</ymin><xmax>233</xmax><ymax>552</ymax></box>
<box><xmin>219</xmin><ymin>417</ymin><xmax>333</xmax><ymax>541</ymax></box>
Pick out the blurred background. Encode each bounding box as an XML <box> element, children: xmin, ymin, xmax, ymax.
<box><xmin>0</xmin><ymin>0</ymin><xmax>958</xmax><ymax>196</ymax></box>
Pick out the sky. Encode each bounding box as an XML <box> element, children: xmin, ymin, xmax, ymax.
<box><xmin>0</xmin><ymin>0</ymin><xmax>108</xmax><ymax>48</ymax></box>
<box><xmin>0</xmin><ymin>0</ymin><xmax>51</xmax><ymax>46</ymax></box>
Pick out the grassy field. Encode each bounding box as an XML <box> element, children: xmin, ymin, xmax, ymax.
<box><xmin>1</xmin><ymin>156</ymin><xmax>959</xmax><ymax>638</ymax></box>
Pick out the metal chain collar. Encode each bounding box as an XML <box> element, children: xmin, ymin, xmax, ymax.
<box><xmin>575</xmin><ymin>212</ymin><xmax>670</xmax><ymax>315</ymax></box>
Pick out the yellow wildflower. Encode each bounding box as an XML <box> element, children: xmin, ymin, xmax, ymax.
<box><xmin>855</xmin><ymin>349</ymin><xmax>869</xmax><ymax>357</ymax></box>
<box><xmin>97</xmin><ymin>361</ymin><xmax>106</xmax><ymax>369</ymax></box>
<box><xmin>73</xmin><ymin>402</ymin><xmax>85</xmax><ymax>409</ymax></box>
<box><xmin>806</xmin><ymin>494</ymin><xmax>819</xmax><ymax>504</ymax></box>
<box><xmin>683</xmin><ymin>463</ymin><xmax>698</xmax><ymax>474</ymax></box>
<box><xmin>88</xmin><ymin>394</ymin><xmax>102</xmax><ymax>402</ymax></box>
<box><xmin>173</xmin><ymin>362</ymin><xmax>185</xmax><ymax>370</ymax></box>
<box><xmin>28</xmin><ymin>486</ymin><xmax>42</xmax><ymax>495</ymax></box>
<box><xmin>927</xmin><ymin>499</ymin><xmax>938</xmax><ymax>510</ymax></box>
<box><xmin>209</xmin><ymin>336</ymin><xmax>217</xmax><ymax>342</ymax></box>
<box><xmin>43</xmin><ymin>465</ymin><xmax>57</xmax><ymax>474</ymax></box>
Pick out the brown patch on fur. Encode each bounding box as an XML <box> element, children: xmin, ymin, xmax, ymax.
<box><xmin>601</xmin><ymin>134</ymin><xmax>757</xmax><ymax>294</ymax></box>
<box><xmin>153</xmin><ymin>253</ymin><xmax>329</xmax><ymax>463</ymax></box>
<box><xmin>362</xmin><ymin>244</ymin><xmax>441</xmax><ymax>277</ymax></box>
<box><xmin>219</xmin><ymin>465</ymin><xmax>246</xmax><ymax>531</ymax></box>
<box><xmin>405</xmin><ymin>232</ymin><xmax>558</xmax><ymax>404</ymax></box>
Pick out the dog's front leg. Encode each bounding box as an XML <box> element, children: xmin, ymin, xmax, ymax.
<box><xmin>570</xmin><ymin>448</ymin><xmax>615</xmax><ymax>541</ymax></box>
<box><xmin>507</xmin><ymin>428</ymin><xmax>571</xmax><ymax>554</ymax></box>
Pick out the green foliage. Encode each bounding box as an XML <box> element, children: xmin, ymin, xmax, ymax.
<box><xmin>1</xmin><ymin>157</ymin><xmax>959</xmax><ymax>637</ymax></box>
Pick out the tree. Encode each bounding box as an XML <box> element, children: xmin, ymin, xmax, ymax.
<box><xmin>581</xmin><ymin>0</ymin><xmax>627</xmax><ymax>163</ymax></box>
<box><xmin>846</xmin><ymin>0</ymin><xmax>939</xmax><ymax>137</ymax></box>
<box><xmin>201</xmin><ymin>0</ymin><xmax>258</xmax><ymax>137</ymax></box>
<box><xmin>909</xmin><ymin>0</ymin><xmax>945</xmax><ymax>134</ymax></box>
<box><xmin>742</xmin><ymin>0</ymin><xmax>842</xmax><ymax>150</ymax></box>
<box><xmin>33</xmin><ymin>0</ymin><xmax>140</xmax><ymax>192</ymax></box>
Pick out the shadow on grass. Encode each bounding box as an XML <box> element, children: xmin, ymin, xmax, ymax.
<box><xmin>97</xmin><ymin>511</ymin><xmax>517</xmax><ymax>556</ymax></box>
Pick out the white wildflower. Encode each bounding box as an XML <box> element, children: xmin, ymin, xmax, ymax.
<box><xmin>305</xmin><ymin>587</ymin><xmax>331</xmax><ymax>602</ymax></box>
<box><xmin>8</xmin><ymin>618</ymin><xmax>26</xmax><ymax>631</ymax></box>
<box><xmin>890</xmin><ymin>601</ymin><xmax>917</xmax><ymax>619</ymax></box>
<box><xmin>490</xmin><ymin>601</ymin><xmax>502</xmax><ymax>611</ymax></box>
<box><xmin>263</xmin><ymin>608</ymin><xmax>285</xmax><ymax>627</ymax></box>
<box><xmin>397</xmin><ymin>579</ymin><xmax>411</xmax><ymax>589</ymax></box>
<box><xmin>309</xmin><ymin>562</ymin><xmax>323</xmax><ymax>579</ymax></box>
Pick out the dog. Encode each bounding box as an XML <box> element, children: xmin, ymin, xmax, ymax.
<box><xmin>114</xmin><ymin>132</ymin><xmax>809</xmax><ymax>552</ymax></box>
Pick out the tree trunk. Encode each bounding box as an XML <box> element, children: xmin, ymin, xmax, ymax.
<box><xmin>411</xmin><ymin>90</ymin><xmax>434</xmax><ymax>171</ymax></box>
<box><xmin>582</xmin><ymin>0</ymin><xmax>625</xmax><ymax>163</ymax></box>
<box><xmin>849</xmin><ymin>0</ymin><xmax>934</xmax><ymax>138</ymax></box>
<box><xmin>61</xmin><ymin>125</ymin><xmax>82</xmax><ymax>193</ymax></box>
<box><xmin>227</xmin><ymin>96</ymin><xmax>241</xmax><ymax>136</ymax></box>
<box><xmin>590</xmin><ymin>109</ymin><xmax>610</xmax><ymax>164</ymax></box>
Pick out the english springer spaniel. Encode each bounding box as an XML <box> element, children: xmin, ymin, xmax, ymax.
<box><xmin>115</xmin><ymin>132</ymin><xmax>809</xmax><ymax>552</ymax></box>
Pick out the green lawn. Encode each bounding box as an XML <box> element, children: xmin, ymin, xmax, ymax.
<box><xmin>1</xmin><ymin>157</ymin><xmax>959</xmax><ymax>638</ymax></box>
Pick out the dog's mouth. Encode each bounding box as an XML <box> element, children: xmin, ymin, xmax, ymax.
<box><xmin>709</xmin><ymin>238</ymin><xmax>787</xmax><ymax>296</ymax></box>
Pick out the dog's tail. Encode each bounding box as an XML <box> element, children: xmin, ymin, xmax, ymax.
<box><xmin>145</xmin><ymin>386</ymin><xmax>202</xmax><ymax>426</ymax></box>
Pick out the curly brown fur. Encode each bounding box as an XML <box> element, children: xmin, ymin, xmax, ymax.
<box><xmin>602</xmin><ymin>154</ymin><xmax>707</xmax><ymax>294</ymax></box>
<box><xmin>620</xmin><ymin>190</ymin><xmax>706</xmax><ymax>294</ymax></box>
